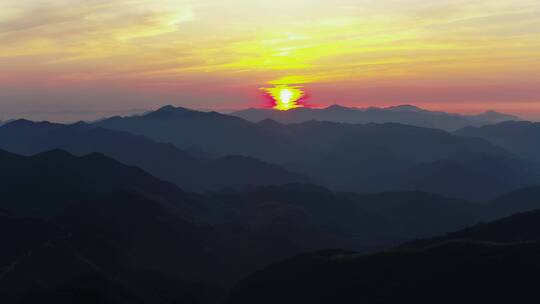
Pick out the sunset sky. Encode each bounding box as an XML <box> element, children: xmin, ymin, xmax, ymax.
<box><xmin>1</xmin><ymin>0</ymin><xmax>539</xmax><ymax>121</ymax></box>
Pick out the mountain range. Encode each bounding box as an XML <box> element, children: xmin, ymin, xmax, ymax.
<box><xmin>3</xmin><ymin>106</ymin><xmax>538</xmax><ymax>201</ymax></box>
<box><xmin>228</xmin><ymin>205</ymin><xmax>540</xmax><ymax>304</ymax></box>
<box><xmin>93</xmin><ymin>105</ymin><xmax>538</xmax><ymax>200</ymax></box>
<box><xmin>3</xmin><ymin>146</ymin><xmax>540</xmax><ymax>303</ymax></box>
<box><xmin>231</xmin><ymin>104</ymin><xmax>519</xmax><ymax>131</ymax></box>
<box><xmin>96</xmin><ymin>105</ymin><xmax>298</xmax><ymax>163</ymax></box>
<box><xmin>456</xmin><ymin>121</ymin><xmax>540</xmax><ymax>164</ymax></box>
<box><xmin>0</xmin><ymin>119</ymin><xmax>307</xmax><ymax>192</ymax></box>
<box><xmin>3</xmin><ymin>103</ymin><xmax>540</xmax><ymax>304</ymax></box>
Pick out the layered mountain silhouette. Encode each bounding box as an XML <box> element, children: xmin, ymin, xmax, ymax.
<box><xmin>406</xmin><ymin>207</ymin><xmax>540</xmax><ymax>248</ymax></box>
<box><xmin>0</xmin><ymin>148</ymin><xmax>204</xmax><ymax>219</ymax></box>
<box><xmin>96</xmin><ymin>105</ymin><xmax>300</xmax><ymax>163</ymax></box>
<box><xmin>228</xmin><ymin>206</ymin><xmax>540</xmax><ymax>304</ymax></box>
<box><xmin>487</xmin><ymin>185</ymin><xmax>540</xmax><ymax>219</ymax></box>
<box><xmin>456</xmin><ymin>121</ymin><xmax>540</xmax><ymax>163</ymax></box>
<box><xmin>229</xmin><ymin>241</ymin><xmax>540</xmax><ymax>304</ymax></box>
<box><xmin>2</xmin><ymin>107</ymin><xmax>538</xmax><ymax>304</ymax></box>
<box><xmin>0</xmin><ymin>119</ymin><xmax>307</xmax><ymax>192</ymax></box>
<box><xmin>0</xmin><ymin>149</ymin><xmax>223</xmax><ymax>302</ymax></box>
<box><xmin>4</xmin><ymin>146</ymin><xmax>540</xmax><ymax>303</ymax></box>
<box><xmin>0</xmin><ymin>150</ymin><xmax>305</xmax><ymax>302</ymax></box>
<box><xmin>0</xmin><ymin>195</ymin><xmax>223</xmax><ymax>304</ymax></box>
<box><xmin>346</xmin><ymin>191</ymin><xmax>483</xmax><ymax>239</ymax></box>
<box><xmin>231</xmin><ymin>104</ymin><xmax>519</xmax><ymax>131</ymax></box>
<box><xmin>93</xmin><ymin>106</ymin><xmax>537</xmax><ymax>200</ymax></box>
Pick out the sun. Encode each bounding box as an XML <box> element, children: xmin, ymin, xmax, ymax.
<box><xmin>262</xmin><ymin>85</ymin><xmax>305</xmax><ymax>111</ymax></box>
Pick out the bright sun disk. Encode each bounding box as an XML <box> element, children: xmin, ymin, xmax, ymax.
<box><xmin>262</xmin><ymin>84</ymin><xmax>305</xmax><ymax>111</ymax></box>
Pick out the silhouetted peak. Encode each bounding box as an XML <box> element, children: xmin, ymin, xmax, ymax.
<box><xmin>258</xmin><ymin>118</ymin><xmax>282</xmax><ymax>127</ymax></box>
<box><xmin>144</xmin><ymin>105</ymin><xmax>199</xmax><ymax>118</ymax></box>
<box><xmin>3</xmin><ymin>119</ymin><xmax>54</xmax><ymax>128</ymax></box>
<box><xmin>71</xmin><ymin>121</ymin><xmax>90</xmax><ymax>127</ymax></box>
<box><xmin>156</xmin><ymin>105</ymin><xmax>194</xmax><ymax>113</ymax></box>
<box><xmin>7</xmin><ymin>118</ymin><xmax>33</xmax><ymax>125</ymax></box>
<box><xmin>386</xmin><ymin>105</ymin><xmax>424</xmax><ymax>112</ymax></box>
<box><xmin>65</xmin><ymin>121</ymin><xmax>93</xmax><ymax>131</ymax></box>
<box><xmin>474</xmin><ymin>110</ymin><xmax>520</xmax><ymax>121</ymax></box>
<box><xmin>242</xmin><ymin>107</ymin><xmax>263</xmax><ymax>112</ymax></box>
<box><xmin>326</xmin><ymin>104</ymin><xmax>351</xmax><ymax>111</ymax></box>
<box><xmin>156</xmin><ymin>105</ymin><xmax>177</xmax><ymax>112</ymax></box>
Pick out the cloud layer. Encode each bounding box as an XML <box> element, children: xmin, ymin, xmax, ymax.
<box><xmin>0</xmin><ymin>0</ymin><xmax>539</xmax><ymax>119</ymax></box>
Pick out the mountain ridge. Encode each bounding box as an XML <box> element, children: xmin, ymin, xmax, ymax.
<box><xmin>231</xmin><ymin>104</ymin><xmax>520</xmax><ymax>131</ymax></box>
<box><xmin>455</xmin><ymin>121</ymin><xmax>540</xmax><ymax>163</ymax></box>
<box><xmin>228</xmin><ymin>203</ymin><xmax>540</xmax><ymax>304</ymax></box>
<box><xmin>92</xmin><ymin>105</ymin><xmax>537</xmax><ymax>200</ymax></box>
<box><xmin>0</xmin><ymin>119</ymin><xmax>308</xmax><ymax>192</ymax></box>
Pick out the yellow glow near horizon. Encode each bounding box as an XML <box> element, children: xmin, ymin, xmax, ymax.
<box><xmin>263</xmin><ymin>85</ymin><xmax>305</xmax><ymax>111</ymax></box>
<box><xmin>0</xmin><ymin>0</ymin><xmax>539</xmax><ymax>116</ymax></box>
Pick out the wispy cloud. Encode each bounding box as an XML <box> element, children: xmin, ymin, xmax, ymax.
<box><xmin>0</xmin><ymin>0</ymin><xmax>539</xmax><ymax>115</ymax></box>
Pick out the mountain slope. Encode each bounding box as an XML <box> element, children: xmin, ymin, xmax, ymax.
<box><xmin>0</xmin><ymin>120</ymin><xmax>307</xmax><ymax>192</ymax></box>
<box><xmin>486</xmin><ymin>185</ymin><xmax>540</xmax><ymax>219</ymax></box>
<box><xmin>0</xmin><ymin>198</ymin><xmax>220</xmax><ymax>304</ymax></box>
<box><xmin>228</xmin><ymin>206</ymin><xmax>540</xmax><ymax>304</ymax></box>
<box><xmin>96</xmin><ymin>105</ymin><xmax>301</xmax><ymax>163</ymax></box>
<box><xmin>0</xmin><ymin>150</ymin><xmax>299</xmax><ymax>300</ymax></box>
<box><xmin>258</xmin><ymin>120</ymin><xmax>537</xmax><ymax>199</ymax></box>
<box><xmin>228</xmin><ymin>241</ymin><xmax>540</xmax><ymax>304</ymax></box>
<box><xmin>0</xmin><ymin>149</ymin><xmax>203</xmax><ymax>219</ymax></box>
<box><xmin>5</xmin><ymin>147</ymin><xmax>540</xmax><ymax>303</ymax></box>
<box><xmin>456</xmin><ymin>121</ymin><xmax>540</xmax><ymax>163</ymax></box>
<box><xmin>92</xmin><ymin>106</ymin><xmax>538</xmax><ymax>200</ymax></box>
<box><xmin>394</xmin><ymin>157</ymin><xmax>532</xmax><ymax>201</ymax></box>
<box><xmin>347</xmin><ymin>191</ymin><xmax>483</xmax><ymax>239</ymax></box>
<box><xmin>406</xmin><ymin>208</ymin><xmax>540</xmax><ymax>248</ymax></box>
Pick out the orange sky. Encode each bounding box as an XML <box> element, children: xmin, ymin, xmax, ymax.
<box><xmin>1</xmin><ymin>0</ymin><xmax>539</xmax><ymax>121</ymax></box>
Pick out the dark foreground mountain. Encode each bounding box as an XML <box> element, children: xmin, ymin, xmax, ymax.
<box><xmin>0</xmin><ymin>149</ymin><xmax>456</xmax><ymax>302</ymax></box>
<box><xmin>406</xmin><ymin>208</ymin><xmax>540</xmax><ymax>248</ymax></box>
<box><xmin>96</xmin><ymin>106</ymin><xmax>538</xmax><ymax>200</ymax></box>
<box><xmin>0</xmin><ymin>150</ymin><xmax>304</xmax><ymax>302</ymax></box>
<box><xmin>456</xmin><ymin>121</ymin><xmax>540</xmax><ymax>163</ymax></box>
<box><xmin>4</xmin><ymin>148</ymin><xmax>540</xmax><ymax>303</ymax></box>
<box><xmin>0</xmin><ymin>148</ymin><xmax>204</xmax><ymax>219</ymax></box>
<box><xmin>205</xmin><ymin>186</ymin><xmax>487</xmax><ymax>251</ymax></box>
<box><xmin>0</xmin><ymin>147</ymin><xmax>485</xmax><ymax>255</ymax></box>
<box><xmin>229</xmin><ymin>242</ymin><xmax>540</xmax><ymax>304</ymax></box>
<box><xmin>0</xmin><ymin>119</ymin><xmax>307</xmax><ymax>192</ymax></box>
<box><xmin>228</xmin><ymin>208</ymin><xmax>540</xmax><ymax>304</ymax></box>
<box><xmin>0</xmin><ymin>195</ymin><xmax>222</xmax><ymax>304</ymax></box>
<box><xmin>487</xmin><ymin>185</ymin><xmax>540</xmax><ymax>218</ymax></box>
<box><xmin>231</xmin><ymin>104</ymin><xmax>519</xmax><ymax>131</ymax></box>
